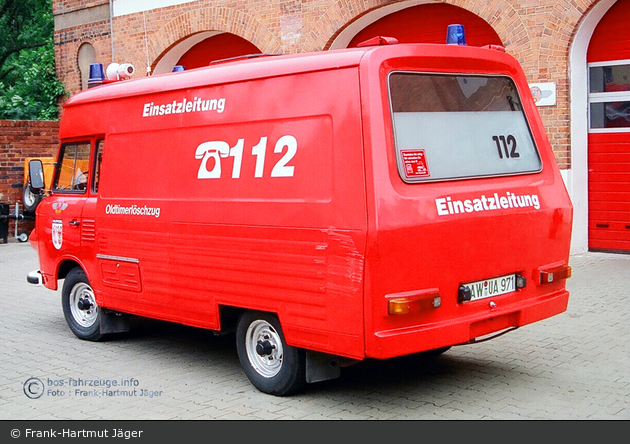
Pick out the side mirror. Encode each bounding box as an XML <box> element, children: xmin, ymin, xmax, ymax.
<box><xmin>28</xmin><ymin>159</ymin><xmax>45</xmax><ymax>190</ymax></box>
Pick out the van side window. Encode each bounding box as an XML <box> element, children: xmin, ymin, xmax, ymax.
<box><xmin>388</xmin><ymin>72</ymin><xmax>542</xmax><ymax>182</ymax></box>
<box><xmin>92</xmin><ymin>140</ymin><xmax>104</xmax><ymax>193</ymax></box>
<box><xmin>53</xmin><ymin>142</ymin><xmax>91</xmax><ymax>192</ymax></box>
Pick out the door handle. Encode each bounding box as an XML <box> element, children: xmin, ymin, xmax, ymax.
<box><xmin>69</xmin><ymin>220</ymin><xmax>80</xmax><ymax>227</ymax></box>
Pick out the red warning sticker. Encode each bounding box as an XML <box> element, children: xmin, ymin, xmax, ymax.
<box><xmin>401</xmin><ymin>149</ymin><xmax>430</xmax><ymax>178</ymax></box>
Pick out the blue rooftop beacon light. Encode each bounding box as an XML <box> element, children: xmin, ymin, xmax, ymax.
<box><xmin>172</xmin><ymin>65</ymin><xmax>185</xmax><ymax>72</ymax></box>
<box><xmin>446</xmin><ymin>24</ymin><xmax>467</xmax><ymax>45</ymax></box>
<box><xmin>87</xmin><ymin>63</ymin><xmax>106</xmax><ymax>88</ymax></box>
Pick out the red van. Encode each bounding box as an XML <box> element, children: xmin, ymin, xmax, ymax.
<box><xmin>27</xmin><ymin>30</ymin><xmax>572</xmax><ymax>396</ymax></box>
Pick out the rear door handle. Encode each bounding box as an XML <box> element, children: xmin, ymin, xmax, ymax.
<box><xmin>69</xmin><ymin>220</ymin><xmax>80</xmax><ymax>227</ymax></box>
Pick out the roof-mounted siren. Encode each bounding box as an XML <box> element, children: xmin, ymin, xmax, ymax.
<box><xmin>446</xmin><ymin>24</ymin><xmax>467</xmax><ymax>45</ymax></box>
<box><xmin>87</xmin><ymin>63</ymin><xmax>106</xmax><ymax>88</ymax></box>
<box><xmin>106</xmin><ymin>62</ymin><xmax>135</xmax><ymax>81</ymax></box>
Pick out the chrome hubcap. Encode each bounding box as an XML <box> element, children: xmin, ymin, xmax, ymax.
<box><xmin>69</xmin><ymin>282</ymin><xmax>99</xmax><ymax>328</ymax></box>
<box><xmin>245</xmin><ymin>320</ymin><xmax>283</xmax><ymax>378</ymax></box>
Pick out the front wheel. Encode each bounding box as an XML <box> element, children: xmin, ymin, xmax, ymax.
<box><xmin>61</xmin><ymin>267</ymin><xmax>103</xmax><ymax>341</ymax></box>
<box><xmin>236</xmin><ymin>311</ymin><xmax>306</xmax><ymax>396</ymax></box>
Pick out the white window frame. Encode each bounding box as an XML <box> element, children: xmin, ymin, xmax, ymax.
<box><xmin>588</xmin><ymin>58</ymin><xmax>630</xmax><ymax>133</ymax></box>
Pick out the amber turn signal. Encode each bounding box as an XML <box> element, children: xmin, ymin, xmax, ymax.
<box><xmin>540</xmin><ymin>265</ymin><xmax>572</xmax><ymax>284</ymax></box>
<box><xmin>387</xmin><ymin>291</ymin><xmax>441</xmax><ymax>315</ymax></box>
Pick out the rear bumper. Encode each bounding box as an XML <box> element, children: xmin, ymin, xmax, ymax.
<box><xmin>368</xmin><ymin>289</ymin><xmax>569</xmax><ymax>359</ymax></box>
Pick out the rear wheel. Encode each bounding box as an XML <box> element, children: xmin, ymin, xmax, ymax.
<box><xmin>236</xmin><ymin>311</ymin><xmax>306</xmax><ymax>396</ymax></box>
<box><xmin>61</xmin><ymin>267</ymin><xmax>103</xmax><ymax>341</ymax></box>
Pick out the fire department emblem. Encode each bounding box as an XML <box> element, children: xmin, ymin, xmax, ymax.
<box><xmin>52</xmin><ymin>219</ymin><xmax>63</xmax><ymax>250</ymax></box>
<box><xmin>52</xmin><ymin>201</ymin><xmax>68</xmax><ymax>214</ymax></box>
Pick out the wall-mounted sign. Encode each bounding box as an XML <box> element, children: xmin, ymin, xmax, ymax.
<box><xmin>529</xmin><ymin>82</ymin><xmax>556</xmax><ymax>106</ymax></box>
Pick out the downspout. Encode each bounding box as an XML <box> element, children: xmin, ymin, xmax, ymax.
<box><xmin>109</xmin><ymin>0</ymin><xmax>114</xmax><ymax>62</ymax></box>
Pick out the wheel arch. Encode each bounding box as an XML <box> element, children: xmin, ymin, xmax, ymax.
<box><xmin>216</xmin><ymin>304</ymin><xmax>246</xmax><ymax>335</ymax></box>
<box><xmin>43</xmin><ymin>258</ymin><xmax>84</xmax><ymax>292</ymax></box>
<box><xmin>57</xmin><ymin>259</ymin><xmax>83</xmax><ymax>281</ymax></box>
<box><xmin>217</xmin><ymin>305</ymin><xmax>292</xmax><ymax>343</ymax></box>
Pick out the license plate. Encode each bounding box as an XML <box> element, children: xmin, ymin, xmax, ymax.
<box><xmin>462</xmin><ymin>274</ymin><xmax>516</xmax><ymax>302</ymax></box>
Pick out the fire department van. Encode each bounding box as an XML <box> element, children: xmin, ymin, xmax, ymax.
<box><xmin>27</xmin><ymin>27</ymin><xmax>573</xmax><ymax>396</ymax></box>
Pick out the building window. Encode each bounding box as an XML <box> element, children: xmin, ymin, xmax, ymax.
<box><xmin>588</xmin><ymin>61</ymin><xmax>630</xmax><ymax>132</ymax></box>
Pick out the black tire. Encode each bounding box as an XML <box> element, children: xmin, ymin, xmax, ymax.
<box><xmin>22</xmin><ymin>181</ymin><xmax>41</xmax><ymax>213</ymax></box>
<box><xmin>236</xmin><ymin>311</ymin><xmax>306</xmax><ymax>396</ymax></box>
<box><xmin>61</xmin><ymin>267</ymin><xmax>104</xmax><ymax>341</ymax></box>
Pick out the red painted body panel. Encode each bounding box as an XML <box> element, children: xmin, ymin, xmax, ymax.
<box><xmin>33</xmin><ymin>43</ymin><xmax>572</xmax><ymax>361</ymax></box>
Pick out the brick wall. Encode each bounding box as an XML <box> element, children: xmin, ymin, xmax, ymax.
<box><xmin>0</xmin><ymin>120</ymin><xmax>60</xmax><ymax>237</ymax></box>
<box><xmin>52</xmin><ymin>0</ymin><xmax>601</xmax><ymax>171</ymax></box>
<box><xmin>53</xmin><ymin>0</ymin><xmax>107</xmax><ymax>14</ymax></box>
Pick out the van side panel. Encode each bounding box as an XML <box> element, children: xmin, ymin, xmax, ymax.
<box><xmin>81</xmin><ymin>67</ymin><xmax>367</xmax><ymax>359</ymax></box>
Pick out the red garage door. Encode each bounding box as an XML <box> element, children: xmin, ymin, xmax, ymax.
<box><xmin>587</xmin><ymin>0</ymin><xmax>630</xmax><ymax>253</ymax></box>
<box><xmin>177</xmin><ymin>33</ymin><xmax>261</xmax><ymax>70</ymax></box>
<box><xmin>348</xmin><ymin>3</ymin><xmax>502</xmax><ymax>48</ymax></box>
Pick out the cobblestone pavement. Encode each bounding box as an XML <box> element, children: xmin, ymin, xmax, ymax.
<box><xmin>1</xmin><ymin>240</ymin><xmax>628</xmax><ymax>420</ymax></box>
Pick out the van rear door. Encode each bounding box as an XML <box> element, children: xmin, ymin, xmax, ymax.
<box><xmin>360</xmin><ymin>46</ymin><xmax>573</xmax><ymax>359</ymax></box>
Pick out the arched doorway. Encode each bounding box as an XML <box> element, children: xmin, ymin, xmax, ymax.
<box><xmin>586</xmin><ymin>0</ymin><xmax>630</xmax><ymax>253</ymax></box>
<box><xmin>153</xmin><ymin>32</ymin><xmax>261</xmax><ymax>74</ymax></box>
<box><xmin>344</xmin><ymin>3</ymin><xmax>502</xmax><ymax>48</ymax></box>
<box><xmin>176</xmin><ymin>32</ymin><xmax>262</xmax><ymax>70</ymax></box>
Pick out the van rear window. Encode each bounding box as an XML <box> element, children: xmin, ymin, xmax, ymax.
<box><xmin>388</xmin><ymin>72</ymin><xmax>542</xmax><ymax>182</ymax></box>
